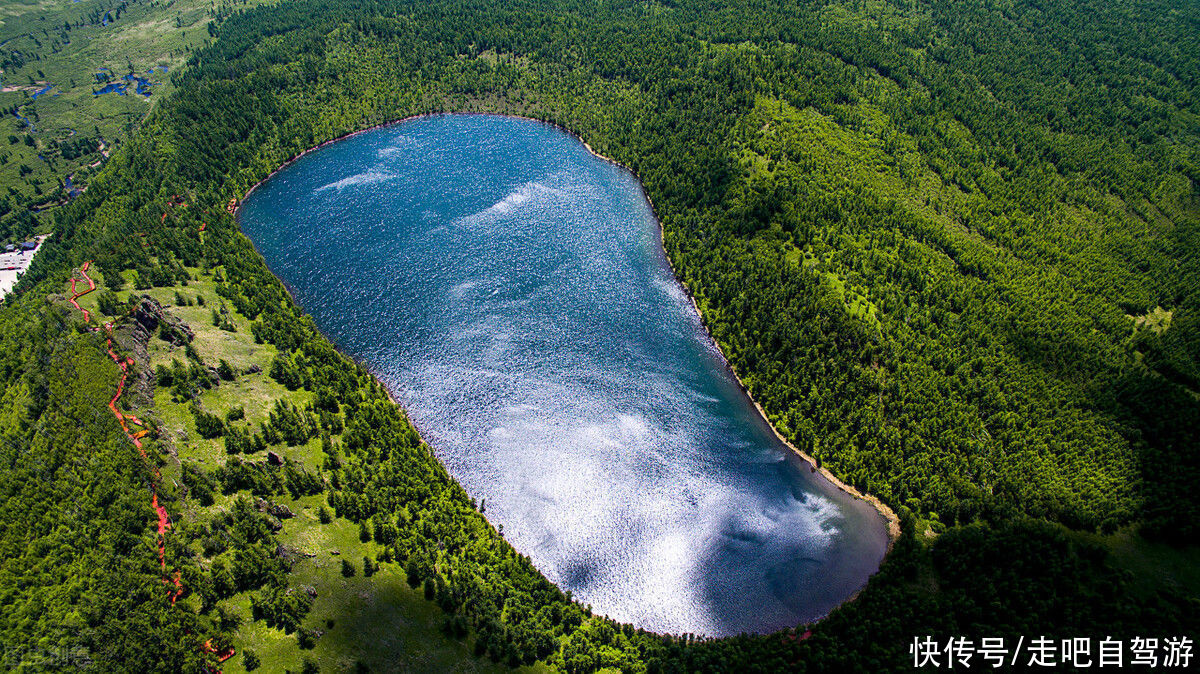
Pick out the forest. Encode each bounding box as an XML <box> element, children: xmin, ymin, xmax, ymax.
<box><xmin>0</xmin><ymin>0</ymin><xmax>1196</xmax><ymax>671</ymax></box>
<box><xmin>0</xmin><ymin>0</ymin><xmax>269</xmax><ymax>244</ymax></box>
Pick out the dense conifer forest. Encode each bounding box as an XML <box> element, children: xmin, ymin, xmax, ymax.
<box><xmin>0</xmin><ymin>0</ymin><xmax>1196</xmax><ymax>671</ymax></box>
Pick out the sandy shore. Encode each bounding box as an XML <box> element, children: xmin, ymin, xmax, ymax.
<box><xmin>0</xmin><ymin>234</ymin><xmax>49</xmax><ymax>300</ymax></box>
<box><xmin>234</xmin><ymin>111</ymin><xmax>903</xmax><ymax>550</ymax></box>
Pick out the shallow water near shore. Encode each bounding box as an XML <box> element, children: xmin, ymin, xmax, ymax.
<box><xmin>238</xmin><ymin>114</ymin><xmax>888</xmax><ymax>636</ymax></box>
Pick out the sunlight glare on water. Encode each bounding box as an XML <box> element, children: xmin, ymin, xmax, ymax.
<box><xmin>239</xmin><ymin>114</ymin><xmax>888</xmax><ymax>636</ymax></box>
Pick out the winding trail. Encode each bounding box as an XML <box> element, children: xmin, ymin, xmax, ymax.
<box><xmin>66</xmin><ymin>253</ymin><xmax>233</xmax><ymax>668</ymax></box>
<box><xmin>103</xmin><ymin>335</ymin><xmax>152</xmax><ymax>456</ymax></box>
<box><xmin>67</xmin><ymin>261</ymin><xmax>96</xmax><ymax>322</ymax></box>
<box><xmin>100</xmin><ymin>319</ymin><xmax>180</xmax><ymax>603</ymax></box>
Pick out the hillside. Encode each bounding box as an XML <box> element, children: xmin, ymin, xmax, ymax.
<box><xmin>0</xmin><ymin>0</ymin><xmax>1196</xmax><ymax>671</ymax></box>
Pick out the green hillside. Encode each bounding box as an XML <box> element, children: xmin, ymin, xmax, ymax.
<box><xmin>0</xmin><ymin>0</ymin><xmax>272</xmax><ymax>244</ymax></box>
<box><xmin>0</xmin><ymin>0</ymin><xmax>1196</xmax><ymax>671</ymax></box>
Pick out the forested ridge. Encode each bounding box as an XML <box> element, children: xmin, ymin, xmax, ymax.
<box><xmin>0</xmin><ymin>0</ymin><xmax>1196</xmax><ymax>671</ymax></box>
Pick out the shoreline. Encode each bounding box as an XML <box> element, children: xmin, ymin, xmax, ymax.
<box><xmin>654</xmin><ymin>234</ymin><xmax>903</xmax><ymax>548</ymax></box>
<box><xmin>535</xmin><ymin>115</ymin><xmax>903</xmax><ymax>551</ymax></box>
<box><xmin>233</xmin><ymin>110</ymin><xmax>901</xmax><ymax>625</ymax></box>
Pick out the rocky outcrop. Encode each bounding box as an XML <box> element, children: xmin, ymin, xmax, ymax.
<box><xmin>112</xmin><ymin>295</ymin><xmax>193</xmax><ymax>409</ymax></box>
<box><xmin>133</xmin><ymin>295</ymin><xmax>193</xmax><ymax>346</ymax></box>
<box><xmin>254</xmin><ymin>498</ymin><xmax>294</xmax><ymax>519</ymax></box>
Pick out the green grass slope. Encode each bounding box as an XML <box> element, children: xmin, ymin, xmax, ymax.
<box><xmin>0</xmin><ymin>0</ymin><xmax>1196</xmax><ymax>671</ymax></box>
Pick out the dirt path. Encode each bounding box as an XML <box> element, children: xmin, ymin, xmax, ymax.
<box><xmin>67</xmin><ymin>259</ymin><xmax>234</xmax><ymax>668</ymax></box>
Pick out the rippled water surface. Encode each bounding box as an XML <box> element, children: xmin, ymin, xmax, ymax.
<box><xmin>239</xmin><ymin>114</ymin><xmax>888</xmax><ymax>636</ymax></box>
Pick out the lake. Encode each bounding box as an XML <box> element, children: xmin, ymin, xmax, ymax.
<box><xmin>238</xmin><ymin>114</ymin><xmax>888</xmax><ymax>637</ymax></box>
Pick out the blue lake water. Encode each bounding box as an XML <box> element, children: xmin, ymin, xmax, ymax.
<box><xmin>238</xmin><ymin>114</ymin><xmax>888</xmax><ymax>636</ymax></box>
